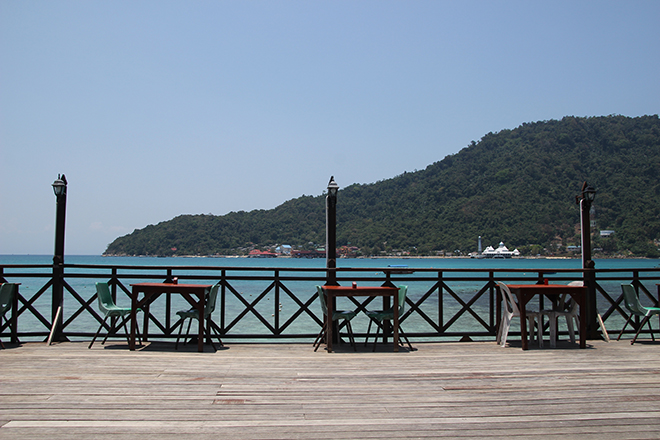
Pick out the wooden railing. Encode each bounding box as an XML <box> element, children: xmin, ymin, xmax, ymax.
<box><xmin>1</xmin><ymin>263</ymin><xmax>659</xmax><ymax>343</ymax></box>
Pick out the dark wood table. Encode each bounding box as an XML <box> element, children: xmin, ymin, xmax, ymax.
<box><xmin>130</xmin><ymin>282</ymin><xmax>211</xmax><ymax>352</ymax></box>
<box><xmin>322</xmin><ymin>285</ymin><xmax>400</xmax><ymax>353</ymax></box>
<box><xmin>507</xmin><ymin>284</ymin><xmax>587</xmax><ymax>350</ymax></box>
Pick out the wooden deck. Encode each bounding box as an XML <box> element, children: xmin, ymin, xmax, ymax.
<box><xmin>2</xmin><ymin>338</ymin><xmax>660</xmax><ymax>439</ymax></box>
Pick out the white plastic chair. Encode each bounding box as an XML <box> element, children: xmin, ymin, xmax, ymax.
<box><xmin>496</xmin><ymin>282</ymin><xmax>544</xmax><ymax>348</ymax></box>
<box><xmin>547</xmin><ymin>281</ymin><xmax>581</xmax><ymax>347</ymax></box>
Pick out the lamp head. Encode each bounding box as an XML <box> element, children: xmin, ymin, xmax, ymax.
<box><xmin>583</xmin><ymin>185</ymin><xmax>596</xmax><ymax>203</ymax></box>
<box><xmin>52</xmin><ymin>174</ymin><xmax>67</xmax><ymax>197</ymax></box>
<box><xmin>327</xmin><ymin>176</ymin><xmax>339</xmax><ymax>198</ymax></box>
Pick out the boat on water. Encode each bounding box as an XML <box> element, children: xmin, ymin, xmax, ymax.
<box><xmin>387</xmin><ymin>264</ymin><xmax>414</xmax><ymax>274</ymax></box>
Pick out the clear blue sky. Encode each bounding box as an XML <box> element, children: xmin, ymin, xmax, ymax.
<box><xmin>1</xmin><ymin>1</ymin><xmax>658</xmax><ymax>255</ymax></box>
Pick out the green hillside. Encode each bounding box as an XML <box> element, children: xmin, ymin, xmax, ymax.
<box><xmin>104</xmin><ymin>115</ymin><xmax>660</xmax><ymax>258</ymax></box>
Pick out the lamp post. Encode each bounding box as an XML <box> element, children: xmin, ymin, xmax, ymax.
<box><xmin>577</xmin><ymin>182</ymin><xmax>598</xmax><ymax>339</ymax></box>
<box><xmin>51</xmin><ymin>174</ymin><xmax>67</xmax><ymax>342</ymax></box>
<box><xmin>325</xmin><ymin>176</ymin><xmax>339</xmax><ymax>286</ymax></box>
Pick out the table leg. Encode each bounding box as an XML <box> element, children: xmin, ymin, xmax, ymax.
<box><xmin>578</xmin><ymin>294</ymin><xmax>587</xmax><ymax>349</ymax></box>
<box><xmin>130</xmin><ymin>287</ymin><xmax>137</xmax><ymax>351</ymax></box>
<box><xmin>519</xmin><ymin>293</ymin><xmax>529</xmax><ymax>350</ymax></box>
<box><xmin>142</xmin><ymin>304</ymin><xmax>149</xmax><ymax>342</ymax></box>
<box><xmin>393</xmin><ymin>291</ymin><xmax>399</xmax><ymax>352</ymax></box>
<box><xmin>197</xmin><ymin>298</ymin><xmax>204</xmax><ymax>353</ymax></box>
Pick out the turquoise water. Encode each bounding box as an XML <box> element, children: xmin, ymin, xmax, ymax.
<box><xmin>3</xmin><ymin>254</ymin><xmax>659</xmax><ymax>269</ymax></box>
<box><xmin>2</xmin><ymin>255</ymin><xmax>659</xmax><ymax>341</ymax></box>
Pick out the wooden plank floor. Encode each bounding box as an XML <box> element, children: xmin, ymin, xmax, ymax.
<box><xmin>1</xmin><ymin>338</ymin><xmax>660</xmax><ymax>439</ymax></box>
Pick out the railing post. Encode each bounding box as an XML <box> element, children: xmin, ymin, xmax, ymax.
<box><xmin>438</xmin><ymin>271</ymin><xmax>443</xmax><ymax>330</ymax></box>
<box><xmin>490</xmin><ymin>271</ymin><xmax>498</xmax><ymax>335</ymax></box>
<box><xmin>274</xmin><ymin>270</ymin><xmax>280</xmax><ymax>334</ymax></box>
<box><xmin>220</xmin><ymin>269</ymin><xmax>226</xmax><ymax>332</ymax></box>
<box><xmin>582</xmin><ymin>265</ymin><xmax>598</xmax><ymax>339</ymax></box>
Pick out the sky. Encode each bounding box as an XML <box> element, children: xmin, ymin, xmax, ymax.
<box><xmin>1</xmin><ymin>1</ymin><xmax>659</xmax><ymax>255</ymax></box>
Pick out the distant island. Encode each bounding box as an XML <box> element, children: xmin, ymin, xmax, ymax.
<box><xmin>104</xmin><ymin>115</ymin><xmax>660</xmax><ymax>259</ymax></box>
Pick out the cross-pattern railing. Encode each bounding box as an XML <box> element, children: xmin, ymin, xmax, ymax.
<box><xmin>1</xmin><ymin>263</ymin><xmax>659</xmax><ymax>343</ymax></box>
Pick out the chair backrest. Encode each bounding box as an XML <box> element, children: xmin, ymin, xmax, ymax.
<box><xmin>621</xmin><ymin>284</ymin><xmax>647</xmax><ymax>316</ymax></box>
<box><xmin>397</xmin><ymin>285</ymin><xmax>408</xmax><ymax>315</ymax></box>
<box><xmin>497</xmin><ymin>281</ymin><xmax>520</xmax><ymax>316</ymax></box>
<box><xmin>557</xmin><ymin>281</ymin><xmax>583</xmax><ymax>312</ymax></box>
<box><xmin>205</xmin><ymin>282</ymin><xmax>221</xmax><ymax>317</ymax></box>
<box><xmin>316</xmin><ymin>286</ymin><xmax>327</xmax><ymax>315</ymax></box>
<box><xmin>95</xmin><ymin>282</ymin><xmax>116</xmax><ymax>313</ymax></box>
<box><xmin>0</xmin><ymin>283</ymin><xmax>16</xmax><ymax>315</ymax></box>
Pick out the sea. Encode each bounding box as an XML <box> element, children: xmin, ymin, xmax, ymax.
<box><xmin>2</xmin><ymin>255</ymin><xmax>659</xmax><ymax>341</ymax></box>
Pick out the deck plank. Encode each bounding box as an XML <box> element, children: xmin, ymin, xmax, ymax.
<box><xmin>1</xmin><ymin>340</ymin><xmax>660</xmax><ymax>439</ymax></box>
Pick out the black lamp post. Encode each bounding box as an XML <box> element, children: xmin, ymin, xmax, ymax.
<box><xmin>577</xmin><ymin>182</ymin><xmax>597</xmax><ymax>339</ymax></box>
<box><xmin>51</xmin><ymin>174</ymin><xmax>67</xmax><ymax>342</ymax></box>
<box><xmin>325</xmin><ymin>176</ymin><xmax>339</xmax><ymax>286</ymax></box>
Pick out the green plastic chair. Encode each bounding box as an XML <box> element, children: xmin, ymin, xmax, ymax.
<box><xmin>617</xmin><ymin>284</ymin><xmax>660</xmax><ymax>344</ymax></box>
<box><xmin>0</xmin><ymin>283</ymin><xmax>17</xmax><ymax>349</ymax></box>
<box><xmin>364</xmin><ymin>285</ymin><xmax>414</xmax><ymax>351</ymax></box>
<box><xmin>89</xmin><ymin>282</ymin><xmax>141</xmax><ymax>349</ymax></box>
<box><xmin>175</xmin><ymin>282</ymin><xmax>223</xmax><ymax>350</ymax></box>
<box><xmin>313</xmin><ymin>286</ymin><xmax>357</xmax><ymax>352</ymax></box>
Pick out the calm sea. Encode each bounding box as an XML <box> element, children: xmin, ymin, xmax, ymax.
<box><xmin>2</xmin><ymin>254</ymin><xmax>659</xmax><ymax>270</ymax></box>
<box><xmin>2</xmin><ymin>255</ymin><xmax>658</xmax><ymax>340</ymax></box>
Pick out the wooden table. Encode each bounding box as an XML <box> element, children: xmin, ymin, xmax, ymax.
<box><xmin>130</xmin><ymin>282</ymin><xmax>212</xmax><ymax>352</ymax></box>
<box><xmin>322</xmin><ymin>285</ymin><xmax>400</xmax><ymax>353</ymax></box>
<box><xmin>507</xmin><ymin>284</ymin><xmax>587</xmax><ymax>350</ymax></box>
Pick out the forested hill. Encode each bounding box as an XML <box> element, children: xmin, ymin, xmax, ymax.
<box><xmin>104</xmin><ymin>115</ymin><xmax>660</xmax><ymax>258</ymax></box>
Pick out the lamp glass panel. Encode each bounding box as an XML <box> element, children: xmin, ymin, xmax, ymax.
<box><xmin>52</xmin><ymin>181</ymin><xmax>65</xmax><ymax>196</ymax></box>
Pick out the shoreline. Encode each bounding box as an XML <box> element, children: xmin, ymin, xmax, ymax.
<box><xmin>98</xmin><ymin>253</ymin><xmax>646</xmax><ymax>260</ymax></box>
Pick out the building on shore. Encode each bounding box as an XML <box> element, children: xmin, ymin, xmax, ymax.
<box><xmin>473</xmin><ymin>241</ymin><xmax>521</xmax><ymax>259</ymax></box>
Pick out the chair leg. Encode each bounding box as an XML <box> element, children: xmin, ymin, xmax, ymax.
<box><xmin>117</xmin><ymin>314</ymin><xmax>141</xmax><ymax>345</ymax></box>
<box><xmin>548</xmin><ymin>314</ymin><xmax>557</xmax><ymax>348</ymax></box>
<box><xmin>398</xmin><ymin>326</ymin><xmax>414</xmax><ymax>351</ymax></box>
<box><xmin>566</xmin><ymin>315</ymin><xmax>576</xmax><ymax>344</ymax></box>
<box><xmin>372</xmin><ymin>321</ymin><xmax>381</xmax><ymax>352</ymax></box>
<box><xmin>345</xmin><ymin>321</ymin><xmax>356</xmax><ymax>351</ymax></box>
<box><xmin>648</xmin><ymin>319</ymin><xmax>656</xmax><ymax>342</ymax></box>
<box><xmin>364</xmin><ymin>319</ymin><xmax>373</xmax><ymax>346</ymax></box>
<box><xmin>617</xmin><ymin>315</ymin><xmax>633</xmax><ymax>341</ymax></box>
<box><xmin>175</xmin><ymin>318</ymin><xmax>190</xmax><ymax>350</ymax></box>
<box><xmin>313</xmin><ymin>326</ymin><xmax>325</xmax><ymax>351</ymax></box>
<box><xmin>88</xmin><ymin>316</ymin><xmax>110</xmax><ymax>349</ymax></box>
<box><xmin>101</xmin><ymin>316</ymin><xmax>118</xmax><ymax>345</ymax></box>
<box><xmin>121</xmin><ymin>318</ymin><xmax>132</xmax><ymax>346</ymax></box>
<box><xmin>135</xmin><ymin>318</ymin><xmax>142</xmax><ymax>345</ymax></box>
<box><xmin>530</xmin><ymin>316</ymin><xmax>543</xmax><ymax>348</ymax></box>
<box><xmin>631</xmin><ymin>316</ymin><xmax>650</xmax><ymax>345</ymax></box>
<box><xmin>496</xmin><ymin>314</ymin><xmax>506</xmax><ymax>345</ymax></box>
<box><xmin>537</xmin><ymin>316</ymin><xmax>546</xmax><ymax>348</ymax></box>
<box><xmin>500</xmin><ymin>315</ymin><xmax>512</xmax><ymax>347</ymax></box>
<box><xmin>207</xmin><ymin>335</ymin><xmax>218</xmax><ymax>352</ymax></box>
<box><xmin>209</xmin><ymin>322</ymin><xmax>224</xmax><ymax>348</ymax></box>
